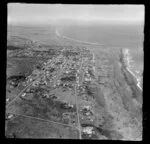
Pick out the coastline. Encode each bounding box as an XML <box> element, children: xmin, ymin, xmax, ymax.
<box><xmin>55</xmin><ymin>29</ymin><xmax>143</xmax><ymax>91</ymax></box>
<box><xmin>126</xmin><ymin>67</ymin><xmax>142</xmax><ymax>91</ymax></box>
<box><xmin>122</xmin><ymin>49</ymin><xmax>142</xmax><ymax>91</ymax></box>
<box><xmin>55</xmin><ymin>29</ymin><xmax>105</xmax><ymax>46</ymax></box>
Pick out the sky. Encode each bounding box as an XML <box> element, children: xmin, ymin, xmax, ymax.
<box><xmin>8</xmin><ymin>4</ymin><xmax>144</xmax><ymax>26</ymax></box>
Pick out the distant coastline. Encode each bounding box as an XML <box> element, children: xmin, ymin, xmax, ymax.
<box><xmin>55</xmin><ymin>29</ymin><xmax>105</xmax><ymax>46</ymax></box>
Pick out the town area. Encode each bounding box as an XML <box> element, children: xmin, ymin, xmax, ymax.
<box><xmin>6</xmin><ymin>35</ymin><xmax>142</xmax><ymax>140</ymax></box>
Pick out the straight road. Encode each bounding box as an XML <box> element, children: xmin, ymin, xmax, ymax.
<box><xmin>6</xmin><ymin>57</ymin><xmax>56</xmax><ymax>108</ymax></box>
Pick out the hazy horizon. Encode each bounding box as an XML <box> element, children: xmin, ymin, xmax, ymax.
<box><xmin>8</xmin><ymin>4</ymin><xmax>144</xmax><ymax>26</ymax></box>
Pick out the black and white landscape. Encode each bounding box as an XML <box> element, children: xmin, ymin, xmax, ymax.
<box><xmin>6</xmin><ymin>4</ymin><xmax>144</xmax><ymax>140</ymax></box>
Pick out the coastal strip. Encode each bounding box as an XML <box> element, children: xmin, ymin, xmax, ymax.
<box><xmin>122</xmin><ymin>48</ymin><xmax>142</xmax><ymax>91</ymax></box>
<box><xmin>126</xmin><ymin>67</ymin><xmax>142</xmax><ymax>91</ymax></box>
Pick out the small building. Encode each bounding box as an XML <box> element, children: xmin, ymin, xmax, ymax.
<box><xmin>7</xmin><ymin>114</ymin><xmax>13</xmax><ymax>119</ymax></box>
<box><xmin>82</xmin><ymin>126</ymin><xmax>94</xmax><ymax>135</ymax></box>
<box><xmin>21</xmin><ymin>93</ymin><xmax>26</xmax><ymax>97</ymax></box>
<box><xmin>82</xmin><ymin>105</ymin><xmax>92</xmax><ymax>116</ymax></box>
<box><xmin>6</xmin><ymin>98</ymin><xmax>9</xmax><ymax>102</ymax></box>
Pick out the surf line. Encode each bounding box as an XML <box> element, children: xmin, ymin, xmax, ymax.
<box><xmin>123</xmin><ymin>49</ymin><xmax>142</xmax><ymax>91</ymax></box>
<box><xmin>126</xmin><ymin>67</ymin><xmax>142</xmax><ymax>91</ymax></box>
<box><xmin>55</xmin><ymin>29</ymin><xmax>105</xmax><ymax>46</ymax></box>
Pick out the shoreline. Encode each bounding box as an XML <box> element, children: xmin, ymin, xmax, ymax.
<box><xmin>55</xmin><ymin>29</ymin><xmax>143</xmax><ymax>91</ymax></box>
<box><xmin>126</xmin><ymin>67</ymin><xmax>142</xmax><ymax>91</ymax></box>
<box><xmin>123</xmin><ymin>49</ymin><xmax>142</xmax><ymax>91</ymax></box>
<box><xmin>55</xmin><ymin>29</ymin><xmax>105</xmax><ymax>46</ymax></box>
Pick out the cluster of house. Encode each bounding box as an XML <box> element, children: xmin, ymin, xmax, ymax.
<box><xmin>6</xmin><ymin>47</ymin><xmax>99</xmax><ymax>138</ymax></box>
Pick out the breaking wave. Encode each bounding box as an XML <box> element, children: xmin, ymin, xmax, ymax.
<box><xmin>123</xmin><ymin>48</ymin><xmax>143</xmax><ymax>91</ymax></box>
